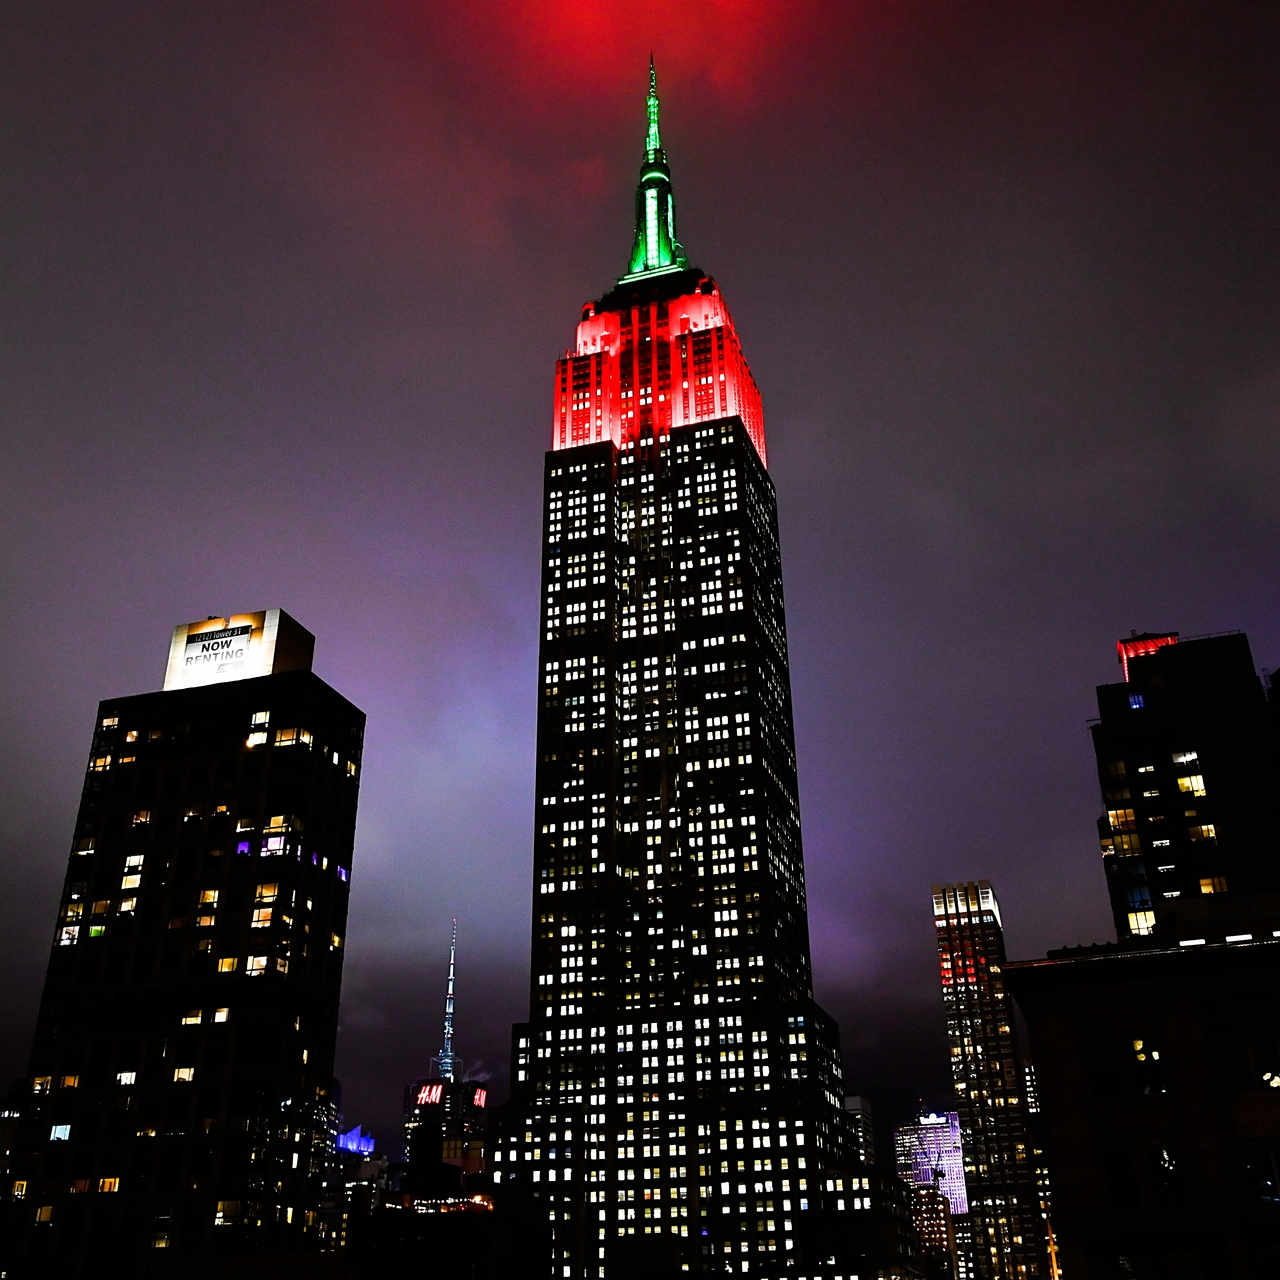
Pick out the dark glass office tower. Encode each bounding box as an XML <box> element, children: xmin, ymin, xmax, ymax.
<box><xmin>1093</xmin><ymin>631</ymin><xmax>1280</xmax><ymax>947</ymax></box>
<box><xmin>932</xmin><ymin>881</ymin><xmax>1048</xmax><ymax>1279</ymax></box>
<box><xmin>1</xmin><ymin>610</ymin><xmax>364</xmax><ymax>1276</ymax></box>
<box><xmin>495</xmin><ymin>67</ymin><xmax>846</xmax><ymax>1280</ymax></box>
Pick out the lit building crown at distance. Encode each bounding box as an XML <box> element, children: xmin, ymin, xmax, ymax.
<box><xmin>552</xmin><ymin>63</ymin><xmax>765</xmax><ymax>466</ymax></box>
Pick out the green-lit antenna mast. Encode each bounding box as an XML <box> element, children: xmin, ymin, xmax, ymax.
<box><xmin>622</xmin><ymin>57</ymin><xmax>687</xmax><ymax>281</ymax></box>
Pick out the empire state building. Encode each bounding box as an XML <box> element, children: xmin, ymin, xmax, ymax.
<box><xmin>498</xmin><ymin>64</ymin><xmax>848</xmax><ymax>1279</ymax></box>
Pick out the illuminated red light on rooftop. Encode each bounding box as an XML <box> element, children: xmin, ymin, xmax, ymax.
<box><xmin>1117</xmin><ymin>632</ymin><xmax>1179</xmax><ymax>682</ymax></box>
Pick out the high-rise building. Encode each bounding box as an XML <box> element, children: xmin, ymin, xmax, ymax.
<box><xmin>1093</xmin><ymin>630</ymin><xmax>1280</xmax><ymax>947</ymax></box>
<box><xmin>1004</xmin><ymin>626</ymin><xmax>1279</xmax><ymax>1278</ymax></box>
<box><xmin>909</xmin><ymin>1183</ymin><xmax>958</xmax><ymax>1280</ymax></box>
<box><xmin>895</xmin><ymin>1111</ymin><xmax>969</xmax><ymax>1280</ymax></box>
<box><xmin>843</xmin><ymin>1095</ymin><xmax>876</xmax><ymax>1166</ymax></box>
<box><xmin>402</xmin><ymin>920</ymin><xmax>488</xmax><ymax>1189</ymax></box>
<box><xmin>894</xmin><ymin>1111</ymin><xmax>968</xmax><ymax>1216</ymax></box>
<box><xmin>494</xmin><ymin>64</ymin><xmax>847</xmax><ymax>1279</ymax></box>
<box><xmin>1</xmin><ymin>610</ymin><xmax>365</xmax><ymax>1274</ymax></box>
<box><xmin>932</xmin><ymin>882</ymin><xmax>1047</xmax><ymax>1279</ymax></box>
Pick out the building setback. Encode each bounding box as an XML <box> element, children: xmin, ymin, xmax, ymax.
<box><xmin>494</xmin><ymin>65</ymin><xmax>850</xmax><ymax>1280</ymax></box>
<box><xmin>1</xmin><ymin>610</ymin><xmax>364</xmax><ymax>1276</ymax></box>
<box><xmin>932</xmin><ymin>882</ymin><xmax>1048</xmax><ymax>1279</ymax></box>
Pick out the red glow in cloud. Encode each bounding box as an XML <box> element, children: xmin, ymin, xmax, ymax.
<box><xmin>429</xmin><ymin>0</ymin><xmax>812</xmax><ymax>111</ymax></box>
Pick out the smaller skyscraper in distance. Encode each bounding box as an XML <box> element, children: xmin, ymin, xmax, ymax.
<box><xmin>402</xmin><ymin>922</ymin><xmax>488</xmax><ymax>1190</ymax></box>
<box><xmin>844</xmin><ymin>1095</ymin><xmax>876</xmax><ymax>1166</ymax></box>
<box><xmin>894</xmin><ymin>1110</ymin><xmax>968</xmax><ymax>1215</ymax></box>
<box><xmin>1093</xmin><ymin>630</ymin><xmax>1279</xmax><ymax>946</ymax></box>
<box><xmin>933</xmin><ymin>881</ymin><xmax>1048</xmax><ymax>1279</ymax></box>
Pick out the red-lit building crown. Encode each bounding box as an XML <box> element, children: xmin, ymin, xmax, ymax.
<box><xmin>551</xmin><ymin>70</ymin><xmax>766</xmax><ymax>465</ymax></box>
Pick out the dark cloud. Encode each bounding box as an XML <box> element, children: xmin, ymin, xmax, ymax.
<box><xmin>2</xmin><ymin>0</ymin><xmax>1278</xmax><ymax>1150</ymax></box>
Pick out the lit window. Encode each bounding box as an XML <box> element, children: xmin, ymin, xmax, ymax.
<box><xmin>1199</xmin><ymin>877</ymin><xmax>1228</xmax><ymax>895</ymax></box>
<box><xmin>331</xmin><ymin>933</ymin><xmax>343</xmax><ymax>950</ymax></box>
<box><xmin>251</xmin><ymin>908</ymin><xmax>272</xmax><ymax>928</ymax></box>
<box><xmin>121</xmin><ymin>875</ymin><xmax>141</xmax><ymax>891</ymax></box>
<box><xmin>32</xmin><ymin>1077</ymin><xmax>50</xmax><ymax>1094</ymax></box>
<box><xmin>246</xmin><ymin>955</ymin><xmax>267</xmax><ymax>976</ymax></box>
<box><xmin>173</xmin><ymin>1067</ymin><xmax>195</xmax><ymax>1083</ymax></box>
<box><xmin>50</xmin><ymin>1125</ymin><xmax>70</xmax><ymax>1141</ymax></box>
<box><xmin>254</xmin><ymin>883</ymin><xmax>278</xmax><ymax>903</ymax></box>
<box><xmin>133</xmin><ymin>810</ymin><xmax>151</xmax><ymax>826</ymax></box>
<box><xmin>101</xmin><ymin>717</ymin><xmax>118</xmax><ymax>729</ymax></box>
<box><xmin>99</xmin><ymin>1177</ymin><xmax>120</xmax><ymax>1193</ymax></box>
<box><xmin>1188</xmin><ymin>824</ymin><xmax>1217</xmax><ymax>843</ymax></box>
<box><xmin>11</xmin><ymin>1180</ymin><xmax>25</xmax><ymax>1199</ymax></box>
<box><xmin>200</xmin><ymin>889</ymin><xmax>219</xmax><ymax>906</ymax></box>
<box><xmin>35</xmin><ymin>1205</ymin><xmax>53</xmax><ymax>1221</ymax></box>
<box><xmin>181</xmin><ymin>1011</ymin><xmax>201</xmax><ymax>1025</ymax></box>
<box><xmin>246</xmin><ymin>731</ymin><xmax>268</xmax><ymax>747</ymax></box>
<box><xmin>119</xmin><ymin>898</ymin><xmax>136</xmax><ymax>914</ymax></box>
<box><xmin>1127</xmin><ymin>911</ymin><xmax>1156</xmax><ymax>936</ymax></box>
<box><xmin>217</xmin><ymin>958</ymin><xmax>238</xmax><ymax>973</ymax></box>
<box><xmin>117</xmin><ymin>1071</ymin><xmax>136</xmax><ymax>1085</ymax></box>
<box><xmin>214</xmin><ymin>1008</ymin><xmax>229</xmax><ymax>1023</ymax></box>
<box><xmin>251</xmin><ymin>711</ymin><xmax>270</xmax><ymax>726</ymax></box>
<box><xmin>1177</xmin><ymin>775</ymin><xmax>1207</xmax><ymax>797</ymax></box>
<box><xmin>60</xmin><ymin>1075</ymin><xmax>78</xmax><ymax>1089</ymax></box>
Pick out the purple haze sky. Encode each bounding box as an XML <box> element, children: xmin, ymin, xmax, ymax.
<box><xmin>2</xmin><ymin>2</ymin><xmax>1278</xmax><ymax>1151</ymax></box>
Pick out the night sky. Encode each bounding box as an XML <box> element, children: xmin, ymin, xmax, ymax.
<box><xmin>2</xmin><ymin>2</ymin><xmax>1278</xmax><ymax>1155</ymax></box>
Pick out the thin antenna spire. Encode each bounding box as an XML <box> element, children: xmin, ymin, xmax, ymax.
<box><xmin>438</xmin><ymin>918</ymin><xmax>457</xmax><ymax>1082</ymax></box>
<box><xmin>623</xmin><ymin>56</ymin><xmax>686</xmax><ymax>279</ymax></box>
<box><xmin>646</xmin><ymin>54</ymin><xmax>661</xmax><ymax>157</ymax></box>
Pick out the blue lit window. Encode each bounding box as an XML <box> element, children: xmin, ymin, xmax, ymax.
<box><xmin>1129</xmin><ymin>693</ymin><xmax>1145</xmax><ymax>710</ymax></box>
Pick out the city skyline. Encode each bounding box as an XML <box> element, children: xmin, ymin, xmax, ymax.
<box><xmin>2</xmin><ymin>2</ymin><xmax>1280</xmax><ymax>1161</ymax></box>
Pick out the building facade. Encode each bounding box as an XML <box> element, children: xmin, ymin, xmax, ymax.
<box><xmin>1093</xmin><ymin>631</ymin><xmax>1280</xmax><ymax>947</ymax></box>
<box><xmin>1007</xmin><ymin>936</ymin><xmax>1280</xmax><ymax>1279</ymax></box>
<box><xmin>0</xmin><ymin>610</ymin><xmax>365</xmax><ymax>1276</ymax></box>
<box><xmin>894</xmin><ymin>1111</ymin><xmax>968</xmax><ymax>1216</ymax></box>
<box><xmin>844</xmin><ymin>1095</ymin><xmax>876</xmax><ymax>1167</ymax></box>
<box><xmin>495</xmin><ymin>66</ymin><xmax>847</xmax><ymax>1280</ymax></box>
<box><xmin>932</xmin><ymin>882</ymin><xmax>1048</xmax><ymax>1278</ymax></box>
<box><xmin>1004</xmin><ymin>626</ymin><xmax>1280</xmax><ymax>1279</ymax></box>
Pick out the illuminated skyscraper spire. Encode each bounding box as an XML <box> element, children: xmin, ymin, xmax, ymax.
<box><xmin>437</xmin><ymin>918</ymin><xmax>458</xmax><ymax>1082</ymax></box>
<box><xmin>645</xmin><ymin>54</ymin><xmax>661</xmax><ymax>155</ymax></box>
<box><xmin>624</xmin><ymin>57</ymin><xmax>686</xmax><ymax>279</ymax></box>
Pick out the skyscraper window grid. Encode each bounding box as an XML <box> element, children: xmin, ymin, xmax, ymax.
<box><xmin>933</xmin><ymin>881</ymin><xmax>1049</xmax><ymax>1279</ymax></box>
<box><xmin>499</xmin><ymin>65</ymin><xmax>846</xmax><ymax>1280</ymax></box>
